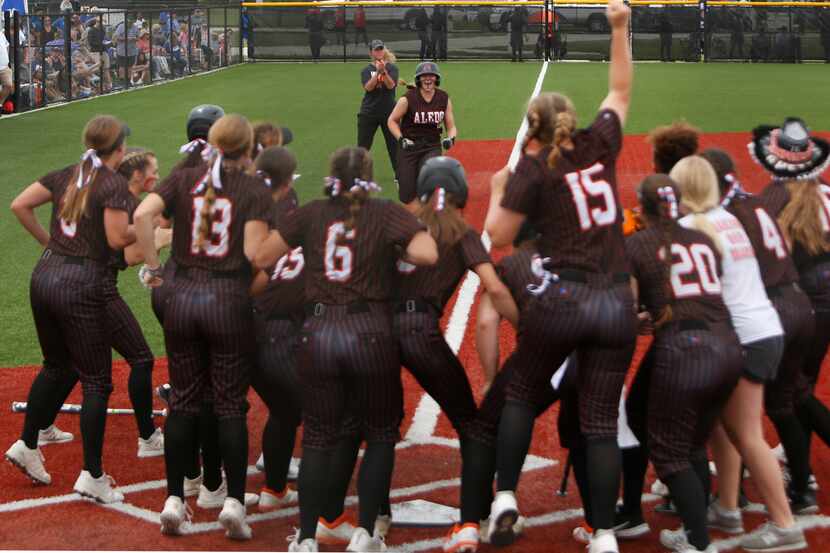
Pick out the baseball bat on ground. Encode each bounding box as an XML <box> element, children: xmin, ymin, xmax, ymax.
<box><xmin>11</xmin><ymin>401</ymin><xmax>166</xmax><ymax>417</ymax></box>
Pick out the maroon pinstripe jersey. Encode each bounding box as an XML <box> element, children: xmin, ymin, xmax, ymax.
<box><xmin>401</xmin><ymin>87</ymin><xmax>448</xmax><ymax>143</ymax></box>
<box><xmin>496</xmin><ymin>244</ymin><xmax>545</xmax><ymax>313</ymax></box>
<box><xmin>39</xmin><ymin>164</ymin><xmax>131</xmax><ymax>263</ymax></box>
<box><xmin>155</xmin><ymin>165</ymin><xmax>273</xmax><ymax>273</ymax></box>
<box><xmin>761</xmin><ymin>180</ymin><xmax>830</xmax><ymax>271</ymax></box>
<box><xmin>109</xmin><ymin>192</ymin><xmax>140</xmax><ymax>272</ymax></box>
<box><xmin>277</xmin><ymin>198</ymin><xmax>425</xmax><ymax>304</ymax></box>
<box><xmin>255</xmin><ymin>189</ymin><xmax>306</xmax><ymax>317</ymax></box>
<box><xmin>626</xmin><ymin>226</ymin><xmax>731</xmax><ymax>325</ymax></box>
<box><xmin>726</xmin><ymin>194</ymin><xmax>798</xmax><ymax>288</ymax></box>
<box><xmin>395</xmin><ymin>228</ymin><xmax>490</xmax><ymax>310</ymax></box>
<box><xmin>501</xmin><ymin>109</ymin><xmax>628</xmax><ymax>274</ymax></box>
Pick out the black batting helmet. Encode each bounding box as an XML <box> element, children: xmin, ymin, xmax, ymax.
<box><xmin>186</xmin><ymin>104</ymin><xmax>225</xmax><ymax>141</ymax></box>
<box><xmin>417</xmin><ymin>156</ymin><xmax>468</xmax><ymax>208</ymax></box>
<box><xmin>414</xmin><ymin>61</ymin><xmax>441</xmax><ymax>87</ymax></box>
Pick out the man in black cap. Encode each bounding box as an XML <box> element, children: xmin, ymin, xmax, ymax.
<box><xmin>357</xmin><ymin>39</ymin><xmax>400</xmax><ymax>182</ymax></box>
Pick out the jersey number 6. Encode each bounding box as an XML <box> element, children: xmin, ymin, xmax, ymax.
<box><xmin>325</xmin><ymin>222</ymin><xmax>355</xmax><ymax>282</ymax></box>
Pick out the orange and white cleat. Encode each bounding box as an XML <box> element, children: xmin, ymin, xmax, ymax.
<box><xmin>443</xmin><ymin>523</ymin><xmax>480</xmax><ymax>553</ymax></box>
<box><xmin>316</xmin><ymin>513</ymin><xmax>358</xmax><ymax>545</ymax></box>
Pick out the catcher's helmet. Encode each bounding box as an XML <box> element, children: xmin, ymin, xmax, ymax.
<box><xmin>186</xmin><ymin>104</ymin><xmax>225</xmax><ymax>141</ymax></box>
<box><xmin>414</xmin><ymin>61</ymin><xmax>441</xmax><ymax>87</ymax></box>
<box><xmin>417</xmin><ymin>156</ymin><xmax>468</xmax><ymax>208</ymax></box>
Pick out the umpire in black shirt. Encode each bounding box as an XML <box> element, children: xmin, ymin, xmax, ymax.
<box><xmin>358</xmin><ymin>39</ymin><xmax>400</xmax><ymax>180</ymax></box>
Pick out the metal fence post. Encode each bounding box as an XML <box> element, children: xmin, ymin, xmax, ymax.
<box><xmin>41</xmin><ymin>16</ymin><xmax>47</xmax><ymax>107</ymax></box>
<box><xmin>124</xmin><ymin>11</ymin><xmax>130</xmax><ymax>89</ymax></box>
<box><xmin>239</xmin><ymin>5</ymin><xmax>244</xmax><ymax>63</ymax></box>
<box><xmin>148</xmin><ymin>11</ymin><xmax>154</xmax><ymax>82</ymax></box>
<box><xmin>223</xmin><ymin>7</ymin><xmax>228</xmax><ymax>66</ymax></box>
<box><xmin>12</xmin><ymin>11</ymin><xmax>20</xmax><ymax>111</ymax></box>
<box><xmin>187</xmin><ymin>12</ymin><xmax>192</xmax><ymax>74</ymax></box>
<box><xmin>98</xmin><ymin>13</ymin><xmax>104</xmax><ymax>95</ymax></box>
<box><xmin>699</xmin><ymin>0</ymin><xmax>706</xmax><ymax>62</ymax></box>
<box><xmin>545</xmin><ymin>0</ymin><xmax>551</xmax><ymax>61</ymax></box>
<box><xmin>64</xmin><ymin>12</ymin><xmax>72</xmax><ymax>100</ymax></box>
<box><xmin>207</xmin><ymin>8</ymin><xmax>212</xmax><ymax>70</ymax></box>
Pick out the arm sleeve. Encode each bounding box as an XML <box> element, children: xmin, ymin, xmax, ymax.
<box><xmin>98</xmin><ymin>174</ymin><xmax>130</xmax><ymax>211</ymax></box>
<box><xmin>38</xmin><ymin>166</ymin><xmax>72</xmax><ymax>194</ymax></box>
<box><xmin>275</xmin><ymin>203</ymin><xmax>310</xmax><ymax>248</ymax></box>
<box><xmin>460</xmin><ymin>229</ymin><xmax>491</xmax><ymax>269</ymax></box>
<box><xmin>383</xmin><ymin>201</ymin><xmax>427</xmax><ymax>248</ymax></box>
<box><xmin>361</xmin><ymin>65</ymin><xmax>372</xmax><ymax>86</ymax></box>
<box><xmin>246</xmin><ymin>182</ymin><xmax>275</xmax><ymax>224</ymax></box>
<box><xmin>153</xmin><ymin>170</ymin><xmax>182</xmax><ymax>217</ymax></box>
<box><xmin>500</xmin><ymin>156</ymin><xmax>542</xmax><ymax>216</ymax></box>
<box><xmin>589</xmin><ymin>109</ymin><xmax>624</xmax><ymax>158</ymax></box>
<box><xmin>388</xmin><ymin>64</ymin><xmax>399</xmax><ymax>85</ymax></box>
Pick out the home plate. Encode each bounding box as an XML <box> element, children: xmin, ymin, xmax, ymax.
<box><xmin>391</xmin><ymin>499</ymin><xmax>459</xmax><ymax>527</ymax></box>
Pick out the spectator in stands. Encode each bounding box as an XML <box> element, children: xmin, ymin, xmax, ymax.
<box><xmin>241</xmin><ymin>7</ymin><xmax>254</xmax><ymax>58</ymax></box>
<box><xmin>70</xmin><ymin>14</ymin><xmax>84</xmax><ymax>42</ymax></box>
<box><xmin>60</xmin><ymin>0</ymin><xmax>73</xmax><ymax>15</ymax></box>
<box><xmin>71</xmin><ymin>46</ymin><xmax>98</xmax><ymax>96</ymax></box>
<box><xmin>114</xmin><ymin>17</ymin><xmax>138</xmax><ymax>83</ymax></box>
<box><xmin>354</xmin><ymin>6</ymin><xmax>368</xmax><ymax>47</ymax></box>
<box><xmin>305</xmin><ymin>8</ymin><xmax>324</xmax><ymax>62</ymax></box>
<box><xmin>170</xmin><ymin>31</ymin><xmax>185</xmax><ymax>76</ymax></box>
<box><xmin>132</xmin><ymin>48</ymin><xmax>149</xmax><ymax>85</ymax></box>
<box><xmin>658</xmin><ymin>9</ymin><xmax>673</xmax><ymax>61</ymax></box>
<box><xmin>509</xmin><ymin>6</ymin><xmax>528</xmax><ymax>62</ymax></box>
<box><xmin>40</xmin><ymin>16</ymin><xmax>57</xmax><ymax>46</ymax></box>
<box><xmin>0</xmin><ymin>24</ymin><xmax>13</xmax><ymax>117</ymax></box>
<box><xmin>414</xmin><ymin>6</ymin><xmax>430</xmax><ymax>60</ymax></box>
<box><xmin>85</xmin><ymin>18</ymin><xmax>111</xmax><ymax>92</ymax></box>
<box><xmin>431</xmin><ymin>5</ymin><xmax>448</xmax><ymax>61</ymax></box>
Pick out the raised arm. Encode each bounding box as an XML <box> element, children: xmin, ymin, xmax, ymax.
<box><xmin>11</xmin><ymin>182</ymin><xmax>52</xmax><ymax>247</ymax></box>
<box><xmin>599</xmin><ymin>0</ymin><xmax>632</xmax><ymax>125</ymax></box>
<box><xmin>387</xmin><ymin>96</ymin><xmax>409</xmax><ymax>141</ymax></box>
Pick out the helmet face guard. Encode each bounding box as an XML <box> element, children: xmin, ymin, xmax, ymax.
<box><xmin>414</xmin><ymin>62</ymin><xmax>441</xmax><ymax>88</ymax></box>
<box><xmin>417</xmin><ymin>156</ymin><xmax>468</xmax><ymax>208</ymax></box>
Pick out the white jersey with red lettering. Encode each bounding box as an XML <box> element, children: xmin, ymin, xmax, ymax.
<box><xmin>679</xmin><ymin>206</ymin><xmax>783</xmax><ymax>345</ymax></box>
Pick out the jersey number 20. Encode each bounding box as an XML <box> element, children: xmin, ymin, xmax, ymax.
<box><xmin>663</xmin><ymin>243</ymin><xmax>721</xmax><ymax>298</ymax></box>
<box><xmin>191</xmin><ymin>197</ymin><xmax>232</xmax><ymax>257</ymax></box>
<box><xmin>565</xmin><ymin>163</ymin><xmax>617</xmax><ymax>231</ymax></box>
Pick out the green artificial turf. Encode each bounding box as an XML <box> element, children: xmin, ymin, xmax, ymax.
<box><xmin>1</xmin><ymin>60</ymin><xmax>828</xmax><ymax>366</ymax></box>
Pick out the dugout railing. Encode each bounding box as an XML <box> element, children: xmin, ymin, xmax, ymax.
<box><xmin>240</xmin><ymin>0</ymin><xmax>830</xmax><ymax>63</ymax></box>
<box><xmin>3</xmin><ymin>5</ymin><xmax>241</xmax><ymax>114</ymax></box>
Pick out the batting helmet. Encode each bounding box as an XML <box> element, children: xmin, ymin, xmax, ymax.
<box><xmin>417</xmin><ymin>156</ymin><xmax>468</xmax><ymax>208</ymax></box>
<box><xmin>414</xmin><ymin>61</ymin><xmax>441</xmax><ymax>87</ymax></box>
<box><xmin>186</xmin><ymin>104</ymin><xmax>225</xmax><ymax>141</ymax></box>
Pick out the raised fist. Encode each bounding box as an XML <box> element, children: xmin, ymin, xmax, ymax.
<box><xmin>606</xmin><ymin>0</ymin><xmax>630</xmax><ymax>29</ymax></box>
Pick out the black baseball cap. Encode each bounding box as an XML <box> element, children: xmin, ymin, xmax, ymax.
<box><xmin>371</xmin><ymin>39</ymin><xmax>384</xmax><ymax>50</ymax></box>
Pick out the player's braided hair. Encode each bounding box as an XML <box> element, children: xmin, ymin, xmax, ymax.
<box><xmin>523</xmin><ymin>93</ymin><xmax>576</xmax><ymax>170</ymax></box>
<box><xmin>638</xmin><ymin>174</ymin><xmax>682</xmax><ymax>326</ymax></box>
<box><xmin>196</xmin><ymin>114</ymin><xmax>254</xmax><ymax>249</ymax></box>
<box><xmin>117</xmin><ymin>148</ymin><xmax>155</xmax><ymax>182</ymax></box>
<box><xmin>416</xmin><ymin>189</ymin><xmax>468</xmax><ymax>248</ymax></box>
<box><xmin>60</xmin><ymin>115</ymin><xmax>127</xmax><ymax>223</ymax></box>
<box><xmin>648</xmin><ymin>121</ymin><xmax>700</xmax><ymax>174</ymax></box>
<box><xmin>670</xmin><ymin>156</ymin><xmax>723</xmax><ymax>255</ymax></box>
<box><xmin>328</xmin><ymin>146</ymin><xmax>374</xmax><ymax>234</ymax></box>
<box><xmin>779</xmin><ymin>179</ymin><xmax>830</xmax><ymax>256</ymax></box>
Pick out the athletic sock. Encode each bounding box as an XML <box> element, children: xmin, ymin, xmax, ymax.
<box><xmin>621</xmin><ymin>445</ymin><xmax>648</xmax><ymax>516</ymax></box>
<box><xmin>299</xmin><ymin>447</ymin><xmax>334</xmax><ymax>541</ymax></box>
<box><xmin>460</xmin><ymin>438</ymin><xmax>497</xmax><ymax>523</ymax></box>
<box><xmin>198</xmin><ymin>403</ymin><xmax>223</xmax><ymax>491</ymax></box>
<box><xmin>217</xmin><ymin>416</ymin><xmax>248</xmax><ymax>502</ymax></box>
<box><xmin>321</xmin><ymin>435</ymin><xmax>361</xmax><ymax>522</ymax></box>
<box><xmin>770</xmin><ymin>413</ymin><xmax>810</xmax><ymax>494</ymax></box>
<box><xmin>128</xmin><ymin>360</ymin><xmax>156</xmax><ymax>440</ymax></box>
<box><xmin>80</xmin><ymin>392</ymin><xmax>109</xmax><ymax>478</ymax></box>
<box><xmin>495</xmin><ymin>401</ymin><xmax>536</xmax><ymax>492</ymax></box>
<box><xmin>570</xmin><ymin>446</ymin><xmax>593</xmax><ymax>527</ymax></box>
<box><xmin>263</xmin><ymin>415</ymin><xmax>299</xmax><ymax>492</ymax></box>
<box><xmin>21</xmin><ymin>369</ymin><xmax>64</xmax><ymax>448</ymax></box>
<box><xmin>357</xmin><ymin>441</ymin><xmax>395</xmax><ymax>532</ymax></box>
<box><xmin>40</xmin><ymin>370</ymin><xmax>78</xmax><ymax>431</ymax></box>
<box><xmin>690</xmin><ymin>450</ymin><xmax>711</xmax><ymax>506</ymax></box>
<box><xmin>164</xmin><ymin>411</ymin><xmax>198</xmax><ymax>498</ymax></box>
<box><xmin>585</xmin><ymin>436</ymin><xmax>621</xmax><ymax>530</ymax></box>
<box><xmin>800</xmin><ymin>395</ymin><xmax>830</xmax><ymax>449</ymax></box>
<box><xmin>664</xmin><ymin>468</ymin><xmax>710</xmax><ymax>550</ymax></box>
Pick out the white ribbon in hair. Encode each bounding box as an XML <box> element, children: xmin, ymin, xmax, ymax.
<box><xmin>325</xmin><ymin>177</ymin><xmax>381</xmax><ymax>197</ymax></box>
<box><xmin>76</xmin><ymin>149</ymin><xmax>103</xmax><ymax>189</ymax></box>
<box><xmin>325</xmin><ymin>176</ymin><xmax>343</xmax><ymax>197</ymax></box>
<box><xmin>351</xmin><ymin>178</ymin><xmax>381</xmax><ymax>194</ymax></box>
<box><xmin>434</xmin><ymin>187</ymin><xmax>446</xmax><ymax>212</ymax></box>
<box><xmin>256</xmin><ymin>169</ymin><xmax>272</xmax><ymax>188</ymax></box>
<box><xmin>720</xmin><ymin>173</ymin><xmax>746</xmax><ymax>207</ymax></box>
<box><xmin>192</xmin><ymin>145</ymin><xmax>223</xmax><ymax>194</ymax></box>
<box><xmin>657</xmin><ymin>186</ymin><xmax>679</xmax><ymax>220</ymax></box>
<box><xmin>527</xmin><ymin>257</ymin><xmax>559</xmax><ymax>297</ymax></box>
<box><xmin>179</xmin><ymin>138</ymin><xmax>206</xmax><ymax>154</ymax></box>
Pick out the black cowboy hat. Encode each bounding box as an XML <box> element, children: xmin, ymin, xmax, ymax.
<box><xmin>748</xmin><ymin>118</ymin><xmax>830</xmax><ymax>181</ymax></box>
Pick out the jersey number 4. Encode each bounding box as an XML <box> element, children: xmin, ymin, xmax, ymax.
<box><xmin>755</xmin><ymin>208</ymin><xmax>788</xmax><ymax>259</ymax></box>
<box><xmin>565</xmin><ymin>163</ymin><xmax>617</xmax><ymax>231</ymax></box>
<box><xmin>325</xmin><ymin>222</ymin><xmax>355</xmax><ymax>282</ymax></box>
<box><xmin>191</xmin><ymin>197</ymin><xmax>232</xmax><ymax>257</ymax></box>
<box><xmin>662</xmin><ymin>243</ymin><xmax>721</xmax><ymax>298</ymax></box>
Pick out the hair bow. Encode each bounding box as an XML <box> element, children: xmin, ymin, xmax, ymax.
<box><xmin>657</xmin><ymin>186</ymin><xmax>679</xmax><ymax>220</ymax></box>
<box><xmin>76</xmin><ymin>149</ymin><xmax>103</xmax><ymax>189</ymax></box>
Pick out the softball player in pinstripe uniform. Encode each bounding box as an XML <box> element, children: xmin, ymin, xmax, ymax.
<box><xmin>625</xmin><ymin>175</ymin><xmax>743</xmax><ymax>553</ymax></box>
<box><xmin>134</xmin><ymin>114</ymin><xmax>273</xmax><ymax>540</ymax></box>
<box><xmin>5</xmin><ymin>116</ymin><xmax>132</xmax><ymax>504</ymax></box>
<box><xmin>483</xmin><ymin>3</ymin><xmax>634</xmax><ymax>550</ymax></box>
<box><xmin>37</xmin><ymin>149</ymin><xmax>167</xmax><ymax>458</ymax></box>
<box><xmin>249</xmin><ymin>146</ymin><xmax>304</xmax><ymax>509</ymax></box>
<box><xmin>671</xmin><ymin>156</ymin><xmax>806</xmax><ymax>551</ymax></box>
<box><xmin>703</xmin><ymin>148</ymin><xmax>818</xmax><ymax>515</ymax></box>
<box><xmin>255</xmin><ymin>146</ymin><xmax>437</xmax><ymax>552</ymax></box>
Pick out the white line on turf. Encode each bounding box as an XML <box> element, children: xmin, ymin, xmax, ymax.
<box><xmin>404</xmin><ymin>60</ymin><xmax>549</xmax><ymax>442</ymax></box>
